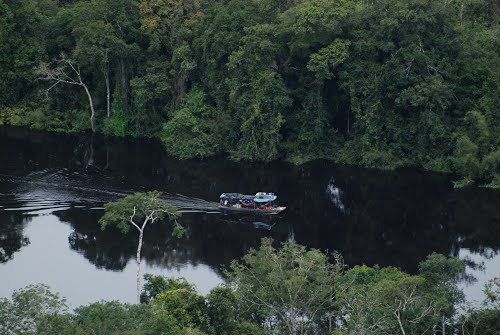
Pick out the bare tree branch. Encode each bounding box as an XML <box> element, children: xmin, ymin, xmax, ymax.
<box><xmin>34</xmin><ymin>53</ymin><xmax>96</xmax><ymax>132</ymax></box>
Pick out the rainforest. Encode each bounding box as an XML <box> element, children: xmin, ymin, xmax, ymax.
<box><xmin>0</xmin><ymin>0</ymin><xmax>498</xmax><ymax>187</ymax></box>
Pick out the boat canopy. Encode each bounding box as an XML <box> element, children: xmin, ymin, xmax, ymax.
<box><xmin>219</xmin><ymin>193</ymin><xmax>255</xmax><ymax>201</ymax></box>
<box><xmin>220</xmin><ymin>192</ymin><xmax>277</xmax><ymax>203</ymax></box>
<box><xmin>254</xmin><ymin>194</ymin><xmax>277</xmax><ymax>202</ymax></box>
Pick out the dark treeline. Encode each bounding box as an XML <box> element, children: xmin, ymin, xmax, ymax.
<box><xmin>0</xmin><ymin>0</ymin><xmax>499</xmax><ymax>186</ymax></box>
<box><xmin>1</xmin><ymin>239</ymin><xmax>499</xmax><ymax>335</ymax></box>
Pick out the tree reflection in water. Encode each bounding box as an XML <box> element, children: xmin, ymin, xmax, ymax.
<box><xmin>0</xmin><ymin>126</ymin><xmax>499</xmax><ymax>301</ymax></box>
<box><xmin>0</xmin><ymin>212</ymin><xmax>30</xmax><ymax>263</ymax></box>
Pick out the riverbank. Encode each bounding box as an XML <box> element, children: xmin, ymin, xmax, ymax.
<box><xmin>2</xmin><ymin>121</ymin><xmax>498</xmax><ymax>189</ymax></box>
<box><xmin>2</xmin><ymin>0</ymin><xmax>498</xmax><ymax>191</ymax></box>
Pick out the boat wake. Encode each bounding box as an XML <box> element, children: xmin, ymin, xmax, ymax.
<box><xmin>0</xmin><ymin>171</ymin><xmax>220</xmax><ymax>214</ymax></box>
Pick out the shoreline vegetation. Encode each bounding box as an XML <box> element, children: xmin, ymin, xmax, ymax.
<box><xmin>1</xmin><ymin>239</ymin><xmax>499</xmax><ymax>335</ymax></box>
<box><xmin>0</xmin><ymin>0</ymin><xmax>498</xmax><ymax>188</ymax></box>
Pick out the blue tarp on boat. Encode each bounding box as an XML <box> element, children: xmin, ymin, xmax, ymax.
<box><xmin>254</xmin><ymin>194</ymin><xmax>277</xmax><ymax>202</ymax></box>
<box><xmin>219</xmin><ymin>193</ymin><xmax>255</xmax><ymax>201</ymax></box>
<box><xmin>220</xmin><ymin>192</ymin><xmax>277</xmax><ymax>203</ymax></box>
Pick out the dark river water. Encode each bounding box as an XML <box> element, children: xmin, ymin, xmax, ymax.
<box><xmin>0</xmin><ymin>126</ymin><xmax>499</xmax><ymax>308</ymax></box>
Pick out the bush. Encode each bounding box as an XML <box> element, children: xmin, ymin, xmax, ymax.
<box><xmin>161</xmin><ymin>89</ymin><xmax>221</xmax><ymax>159</ymax></box>
<box><xmin>102</xmin><ymin>112</ymin><xmax>128</xmax><ymax>137</ymax></box>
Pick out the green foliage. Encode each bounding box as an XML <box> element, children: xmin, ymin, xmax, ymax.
<box><xmin>36</xmin><ymin>300</ymin><xmax>155</xmax><ymax>335</ymax></box>
<box><xmin>102</xmin><ymin>109</ymin><xmax>129</xmax><ymax>137</ymax></box>
<box><xmin>451</xmin><ymin>111</ymin><xmax>499</xmax><ymax>187</ymax></box>
<box><xmin>161</xmin><ymin>88</ymin><xmax>221</xmax><ymax>159</ymax></box>
<box><xmin>484</xmin><ymin>277</ymin><xmax>500</xmax><ymax>308</ymax></box>
<box><xmin>227</xmin><ymin>238</ymin><xmax>344</xmax><ymax>334</ymax></box>
<box><xmin>141</xmin><ymin>274</ymin><xmax>193</xmax><ymax>304</ymax></box>
<box><xmin>0</xmin><ymin>244</ymin><xmax>492</xmax><ymax>335</ymax></box>
<box><xmin>482</xmin><ymin>149</ymin><xmax>500</xmax><ymax>182</ymax></box>
<box><xmin>40</xmin><ymin>109</ymin><xmax>89</xmax><ymax>133</ymax></box>
<box><xmin>231</xmin><ymin>71</ymin><xmax>291</xmax><ymax>162</ymax></box>
<box><xmin>100</xmin><ymin>192</ymin><xmax>183</xmax><ymax>304</ymax></box>
<box><xmin>0</xmin><ymin>284</ymin><xmax>68</xmax><ymax>335</ymax></box>
<box><xmin>0</xmin><ymin>0</ymin><xmax>498</xmax><ymax>186</ymax></box>
<box><xmin>206</xmin><ymin>287</ymin><xmax>239</xmax><ymax>335</ymax></box>
<box><xmin>99</xmin><ymin>191</ymin><xmax>181</xmax><ymax>235</ymax></box>
<box><xmin>70</xmin><ymin>301</ymin><xmax>153</xmax><ymax>335</ymax></box>
<box><xmin>418</xmin><ymin>253</ymin><xmax>466</xmax><ymax>313</ymax></box>
<box><xmin>336</xmin><ymin>254</ymin><xmax>465</xmax><ymax>335</ymax></box>
<box><xmin>0</xmin><ymin>106</ymin><xmax>32</xmax><ymax>126</ymax></box>
<box><xmin>279</xmin><ymin>0</ymin><xmax>351</xmax><ymax>42</ymax></box>
<box><xmin>307</xmin><ymin>39</ymin><xmax>350</xmax><ymax>80</ymax></box>
<box><xmin>0</xmin><ymin>0</ymin><xmax>53</xmax><ymax>106</ymax></box>
<box><xmin>456</xmin><ymin>278</ymin><xmax>500</xmax><ymax>335</ymax></box>
<box><xmin>361</xmin><ymin>149</ymin><xmax>406</xmax><ymax>170</ymax></box>
<box><xmin>141</xmin><ymin>276</ymin><xmax>263</xmax><ymax>335</ymax></box>
<box><xmin>458</xmin><ymin>307</ymin><xmax>500</xmax><ymax>335</ymax></box>
<box><xmin>150</xmin><ymin>282</ymin><xmax>209</xmax><ymax>335</ymax></box>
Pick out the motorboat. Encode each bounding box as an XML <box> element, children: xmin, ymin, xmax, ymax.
<box><xmin>219</xmin><ymin>192</ymin><xmax>286</xmax><ymax>214</ymax></box>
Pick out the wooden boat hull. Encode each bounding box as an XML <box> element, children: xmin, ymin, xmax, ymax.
<box><xmin>218</xmin><ymin>206</ymin><xmax>286</xmax><ymax>215</ymax></box>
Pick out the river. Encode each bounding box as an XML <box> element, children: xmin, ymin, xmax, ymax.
<box><xmin>0</xmin><ymin>126</ymin><xmax>498</xmax><ymax>308</ymax></box>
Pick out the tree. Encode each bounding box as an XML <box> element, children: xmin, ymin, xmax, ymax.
<box><xmin>206</xmin><ymin>286</ymin><xmax>264</xmax><ymax>335</ymax></box>
<box><xmin>150</xmin><ymin>280</ymin><xmax>209</xmax><ymax>335</ymax></box>
<box><xmin>419</xmin><ymin>253</ymin><xmax>466</xmax><ymax>334</ymax></box>
<box><xmin>72</xmin><ymin>16</ymin><xmax>118</xmax><ymax>119</ymax></box>
<box><xmin>141</xmin><ymin>274</ymin><xmax>193</xmax><ymax>304</ymax></box>
<box><xmin>335</xmin><ymin>254</ymin><xmax>464</xmax><ymax>335</ymax></box>
<box><xmin>68</xmin><ymin>0</ymin><xmax>142</xmax><ymax>127</ymax></box>
<box><xmin>0</xmin><ymin>284</ymin><xmax>68</xmax><ymax>335</ymax></box>
<box><xmin>99</xmin><ymin>191</ymin><xmax>183</xmax><ymax>303</ymax></box>
<box><xmin>229</xmin><ymin>71</ymin><xmax>291</xmax><ymax>161</ymax></box>
<box><xmin>484</xmin><ymin>277</ymin><xmax>500</xmax><ymax>308</ymax></box>
<box><xmin>35</xmin><ymin>53</ymin><xmax>97</xmax><ymax>132</ymax></box>
<box><xmin>160</xmin><ymin>88</ymin><xmax>222</xmax><ymax>159</ymax></box>
<box><xmin>141</xmin><ymin>275</ymin><xmax>264</xmax><ymax>335</ymax></box>
<box><xmin>336</xmin><ymin>266</ymin><xmax>441</xmax><ymax>335</ymax></box>
<box><xmin>206</xmin><ymin>287</ymin><xmax>239</xmax><ymax>335</ymax></box>
<box><xmin>71</xmin><ymin>300</ymin><xmax>154</xmax><ymax>335</ymax></box>
<box><xmin>227</xmin><ymin>238</ymin><xmax>344</xmax><ymax>335</ymax></box>
<box><xmin>0</xmin><ymin>0</ymin><xmax>54</xmax><ymax>107</ymax></box>
<box><xmin>452</xmin><ymin>111</ymin><xmax>500</xmax><ymax>187</ymax></box>
<box><xmin>456</xmin><ymin>277</ymin><xmax>500</xmax><ymax>335</ymax></box>
<box><xmin>338</xmin><ymin>0</ymin><xmax>459</xmax><ymax>168</ymax></box>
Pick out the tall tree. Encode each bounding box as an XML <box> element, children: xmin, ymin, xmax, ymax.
<box><xmin>335</xmin><ymin>254</ymin><xmax>465</xmax><ymax>335</ymax></box>
<box><xmin>160</xmin><ymin>88</ymin><xmax>222</xmax><ymax>159</ymax></box>
<box><xmin>67</xmin><ymin>0</ymin><xmax>142</xmax><ymax>134</ymax></box>
<box><xmin>0</xmin><ymin>284</ymin><xmax>68</xmax><ymax>335</ymax></box>
<box><xmin>35</xmin><ymin>53</ymin><xmax>97</xmax><ymax>132</ymax></box>
<box><xmin>0</xmin><ymin>0</ymin><xmax>55</xmax><ymax>107</ymax></box>
<box><xmin>227</xmin><ymin>238</ymin><xmax>344</xmax><ymax>335</ymax></box>
<box><xmin>99</xmin><ymin>191</ymin><xmax>183</xmax><ymax>303</ymax></box>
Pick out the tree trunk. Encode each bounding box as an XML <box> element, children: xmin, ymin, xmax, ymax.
<box><xmin>136</xmin><ymin>229</ymin><xmax>144</xmax><ymax>304</ymax></box>
<box><xmin>120</xmin><ymin>58</ymin><xmax>127</xmax><ymax>107</ymax></box>
<box><xmin>395</xmin><ymin>310</ymin><xmax>406</xmax><ymax>335</ymax></box>
<box><xmin>82</xmin><ymin>83</ymin><xmax>96</xmax><ymax>132</ymax></box>
<box><xmin>105</xmin><ymin>72</ymin><xmax>110</xmax><ymax>118</ymax></box>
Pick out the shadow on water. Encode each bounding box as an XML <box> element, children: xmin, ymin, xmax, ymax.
<box><xmin>55</xmin><ymin>208</ymin><xmax>284</xmax><ymax>275</ymax></box>
<box><xmin>0</xmin><ymin>126</ymin><xmax>499</xmax><ymax>303</ymax></box>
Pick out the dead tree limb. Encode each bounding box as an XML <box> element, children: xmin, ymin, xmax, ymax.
<box><xmin>35</xmin><ymin>53</ymin><xmax>96</xmax><ymax>132</ymax></box>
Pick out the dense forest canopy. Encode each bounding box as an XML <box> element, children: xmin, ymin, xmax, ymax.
<box><xmin>0</xmin><ymin>0</ymin><xmax>498</xmax><ymax>186</ymax></box>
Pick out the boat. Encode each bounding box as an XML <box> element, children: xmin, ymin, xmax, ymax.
<box><xmin>219</xmin><ymin>192</ymin><xmax>286</xmax><ymax>214</ymax></box>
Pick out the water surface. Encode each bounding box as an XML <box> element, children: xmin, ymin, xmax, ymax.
<box><xmin>0</xmin><ymin>126</ymin><xmax>498</xmax><ymax>307</ymax></box>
